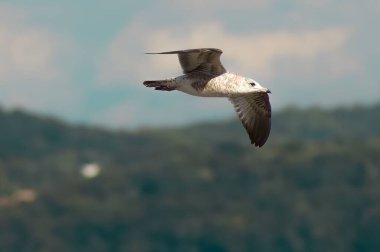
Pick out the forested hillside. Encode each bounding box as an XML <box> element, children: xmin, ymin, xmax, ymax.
<box><xmin>0</xmin><ymin>104</ymin><xmax>380</xmax><ymax>252</ymax></box>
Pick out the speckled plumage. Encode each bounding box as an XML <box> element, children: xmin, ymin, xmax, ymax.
<box><xmin>143</xmin><ymin>48</ymin><xmax>272</xmax><ymax>147</ymax></box>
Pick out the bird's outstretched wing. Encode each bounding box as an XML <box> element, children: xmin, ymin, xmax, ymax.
<box><xmin>146</xmin><ymin>48</ymin><xmax>226</xmax><ymax>76</ymax></box>
<box><xmin>229</xmin><ymin>93</ymin><xmax>271</xmax><ymax>147</ymax></box>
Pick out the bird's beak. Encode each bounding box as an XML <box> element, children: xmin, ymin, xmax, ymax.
<box><xmin>266</xmin><ymin>89</ymin><xmax>271</xmax><ymax>94</ymax></box>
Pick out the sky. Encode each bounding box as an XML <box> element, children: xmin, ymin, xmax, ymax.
<box><xmin>0</xmin><ymin>0</ymin><xmax>379</xmax><ymax>128</ymax></box>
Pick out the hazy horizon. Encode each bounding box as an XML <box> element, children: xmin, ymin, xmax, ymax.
<box><xmin>1</xmin><ymin>99</ymin><xmax>378</xmax><ymax>131</ymax></box>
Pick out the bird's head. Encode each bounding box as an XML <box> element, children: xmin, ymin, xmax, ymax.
<box><xmin>245</xmin><ymin>78</ymin><xmax>271</xmax><ymax>94</ymax></box>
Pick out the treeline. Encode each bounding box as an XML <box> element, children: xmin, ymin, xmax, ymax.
<box><xmin>0</xmin><ymin>104</ymin><xmax>380</xmax><ymax>252</ymax></box>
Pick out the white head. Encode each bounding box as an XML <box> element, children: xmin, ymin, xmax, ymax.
<box><xmin>245</xmin><ymin>77</ymin><xmax>271</xmax><ymax>93</ymax></box>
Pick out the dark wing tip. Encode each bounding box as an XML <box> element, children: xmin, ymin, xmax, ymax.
<box><xmin>248</xmin><ymin>116</ymin><xmax>271</xmax><ymax>148</ymax></box>
<box><xmin>144</xmin><ymin>48</ymin><xmax>223</xmax><ymax>55</ymax></box>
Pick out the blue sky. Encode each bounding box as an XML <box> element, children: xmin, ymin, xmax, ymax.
<box><xmin>0</xmin><ymin>0</ymin><xmax>379</xmax><ymax>128</ymax></box>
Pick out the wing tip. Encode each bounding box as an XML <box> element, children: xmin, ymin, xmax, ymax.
<box><xmin>249</xmin><ymin>119</ymin><xmax>271</xmax><ymax>148</ymax></box>
<box><xmin>251</xmin><ymin>138</ymin><xmax>268</xmax><ymax>148</ymax></box>
<box><xmin>144</xmin><ymin>48</ymin><xmax>223</xmax><ymax>55</ymax></box>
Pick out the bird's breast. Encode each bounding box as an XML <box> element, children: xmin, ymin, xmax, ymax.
<box><xmin>176</xmin><ymin>73</ymin><xmax>249</xmax><ymax>97</ymax></box>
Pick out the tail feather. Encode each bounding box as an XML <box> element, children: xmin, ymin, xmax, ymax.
<box><xmin>143</xmin><ymin>80</ymin><xmax>176</xmax><ymax>91</ymax></box>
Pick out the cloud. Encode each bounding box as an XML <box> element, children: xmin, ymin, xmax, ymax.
<box><xmin>100</xmin><ymin>21</ymin><xmax>352</xmax><ymax>86</ymax></box>
<box><xmin>170</xmin><ymin>0</ymin><xmax>270</xmax><ymax>10</ymax></box>
<box><xmin>0</xmin><ymin>5</ymin><xmax>62</xmax><ymax>82</ymax></box>
<box><xmin>0</xmin><ymin>4</ymin><xmax>80</xmax><ymax>116</ymax></box>
<box><xmin>0</xmin><ymin>27</ymin><xmax>59</xmax><ymax>82</ymax></box>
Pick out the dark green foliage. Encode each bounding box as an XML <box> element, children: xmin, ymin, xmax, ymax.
<box><xmin>0</xmin><ymin>104</ymin><xmax>380</xmax><ymax>252</ymax></box>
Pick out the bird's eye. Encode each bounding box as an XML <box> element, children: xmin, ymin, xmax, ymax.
<box><xmin>250</xmin><ymin>82</ymin><xmax>256</xmax><ymax>86</ymax></box>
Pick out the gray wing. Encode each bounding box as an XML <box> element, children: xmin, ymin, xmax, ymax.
<box><xmin>146</xmin><ymin>48</ymin><xmax>226</xmax><ymax>76</ymax></box>
<box><xmin>229</xmin><ymin>93</ymin><xmax>272</xmax><ymax>147</ymax></box>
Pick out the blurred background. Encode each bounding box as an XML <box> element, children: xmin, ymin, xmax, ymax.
<box><xmin>0</xmin><ymin>0</ymin><xmax>380</xmax><ymax>251</ymax></box>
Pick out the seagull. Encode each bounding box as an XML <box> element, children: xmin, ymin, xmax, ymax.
<box><xmin>143</xmin><ymin>48</ymin><xmax>272</xmax><ymax>147</ymax></box>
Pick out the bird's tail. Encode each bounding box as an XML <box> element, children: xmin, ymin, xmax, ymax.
<box><xmin>143</xmin><ymin>79</ymin><xmax>176</xmax><ymax>91</ymax></box>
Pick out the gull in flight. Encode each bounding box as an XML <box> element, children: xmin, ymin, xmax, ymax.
<box><xmin>143</xmin><ymin>48</ymin><xmax>272</xmax><ymax>147</ymax></box>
